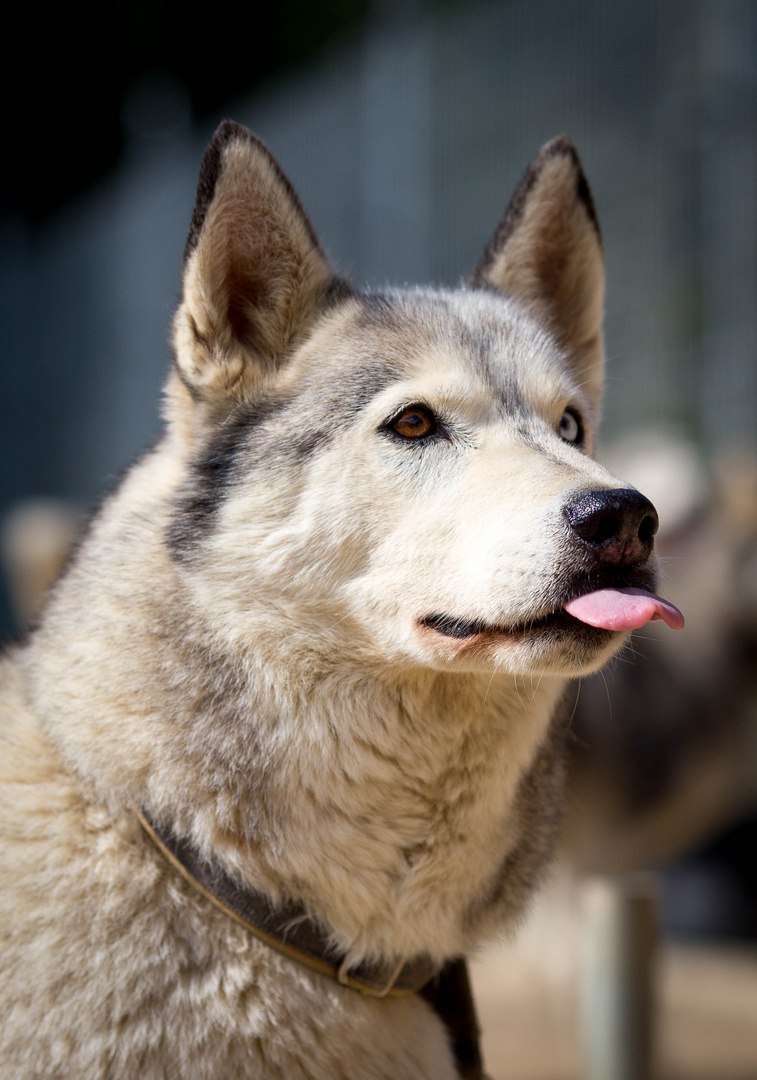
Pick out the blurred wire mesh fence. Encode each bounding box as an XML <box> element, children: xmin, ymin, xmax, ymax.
<box><xmin>0</xmin><ymin>0</ymin><xmax>755</xmax><ymax>617</ymax></box>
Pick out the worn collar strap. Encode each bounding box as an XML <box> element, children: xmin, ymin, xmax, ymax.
<box><xmin>137</xmin><ymin>809</ymin><xmax>441</xmax><ymax>998</ymax></box>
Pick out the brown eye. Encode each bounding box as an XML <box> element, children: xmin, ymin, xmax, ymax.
<box><xmin>392</xmin><ymin>406</ymin><xmax>437</xmax><ymax>439</ymax></box>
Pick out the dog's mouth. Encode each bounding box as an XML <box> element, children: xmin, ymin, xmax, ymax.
<box><xmin>419</xmin><ymin>584</ymin><xmax>684</xmax><ymax>642</ymax></box>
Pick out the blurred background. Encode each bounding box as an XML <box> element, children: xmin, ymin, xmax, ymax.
<box><xmin>1</xmin><ymin>1</ymin><xmax>756</xmax><ymax>1076</ymax></box>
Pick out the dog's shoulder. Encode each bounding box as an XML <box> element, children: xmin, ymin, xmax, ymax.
<box><xmin>0</xmin><ymin>652</ymin><xmax>456</xmax><ymax>1079</ymax></box>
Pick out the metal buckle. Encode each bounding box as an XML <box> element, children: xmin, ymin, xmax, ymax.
<box><xmin>337</xmin><ymin>955</ymin><xmax>406</xmax><ymax>998</ymax></box>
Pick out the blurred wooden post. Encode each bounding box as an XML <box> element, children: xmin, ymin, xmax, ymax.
<box><xmin>580</xmin><ymin>874</ymin><xmax>658</xmax><ymax>1080</ymax></box>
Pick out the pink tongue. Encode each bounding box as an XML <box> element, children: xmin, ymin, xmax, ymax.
<box><xmin>563</xmin><ymin>588</ymin><xmax>685</xmax><ymax>632</ymax></box>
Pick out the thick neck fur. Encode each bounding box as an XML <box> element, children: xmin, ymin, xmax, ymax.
<box><xmin>23</xmin><ymin>436</ymin><xmax>566</xmax><ymax>967</ymax></box>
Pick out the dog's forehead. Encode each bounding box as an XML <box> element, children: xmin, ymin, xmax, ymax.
<box><xmin>304</xmin><ymin>287</ymin><xmax>574</xmax><ymax>414</ymax></box>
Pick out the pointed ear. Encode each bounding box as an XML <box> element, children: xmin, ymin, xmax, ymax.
<box><xmin>171</xmin><ymin>121</ymin><xmax>333</xmax><ymax>412</ymax></box>
<box><xmin>472</xmin><ymin>137</ymin><xmax>605</xmax><ymax>406</ymax></box>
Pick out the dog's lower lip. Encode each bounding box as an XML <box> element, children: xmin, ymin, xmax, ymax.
<box><xmin>421</xmin><ymin>570</ymin><xmax>662</xmax><ymax>641</ymax></box>
<box><xmin>419</xmin><ymin>609</ymin><xmax>586</xmax><ymax>640</ymax></box>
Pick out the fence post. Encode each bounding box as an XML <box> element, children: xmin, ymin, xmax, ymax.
<box><xmin>580</xmin><ymin>874</ymin><xmax>659</xmax><ymax>1080</ymax></box>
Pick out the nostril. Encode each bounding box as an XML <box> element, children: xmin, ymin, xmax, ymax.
<box><xmin>565</xmin><ymin>496</ymin><xmax>622</xmax><ymax>544</ymax></box>
<box><xmin>587</xmin><ymin>513</ymin><xmax>621</xmax><ymax>544</ymax></box>
<box><xmin>638</xmin><ymin>512</ymin><xmax>658</xmax><ymax>545</ymax></box>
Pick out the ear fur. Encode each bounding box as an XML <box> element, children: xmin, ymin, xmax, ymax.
<box><xmin>172</xmin><ymin>121</ymin><xmax>333</xmax><ymax>413</ymax></box>
<box><xmin>472</xmin><ymin>137</ymin><xmax>605</xmax><ymax>404</ymax></box>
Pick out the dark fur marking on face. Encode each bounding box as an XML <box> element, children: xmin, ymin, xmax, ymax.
<box><xmin>167</xmin><ymin>395</ymin><xmax>296</xmax><ymax>559</ymax></box>
<box><xmin>514</xmin><ymin>423</ymin><xmax>572</xmax><ymax>466</ymax></box>
<box><xmin>440</xmin><ymin>316</ymin><xmax>530</xmax><ymax>424</ymax></box>
<box><xmin>471</xmin><ymin>135</ymin><xmax>601</xmax><ymax>291</ymax></box>
<box><xmin>168</xmin><ymin>413</ymin><xmax>251</xmax><ymax>559</ymax></box>
<box><xmin>167</xmin><ymin>297</ymin><xmax>412</xmax><ymax>561</ymax></box>
<box><xmin>342</xmin><ymin>365</ymin><xmax>403</xmax><ymax>417</ymax></box>
<box><xmin>351</xmin><ymin>292</ymin><xmax>403</xmax><ymax>335</ymax></box>
<box><xmin>166</xmin><ymin>363</ymin><xmax>391</xmax><ymax>560</ymax></box>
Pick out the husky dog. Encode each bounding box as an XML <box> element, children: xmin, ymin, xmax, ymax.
<box><xmin>0</xmin><ymin>122</ymin><xmax>682</xmax><ymax>1079</ymax></box>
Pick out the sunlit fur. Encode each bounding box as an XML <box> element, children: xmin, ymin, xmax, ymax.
<box><xmin>0</xmin><ymin>123</ymin><xmax>649</xmax><ymax>1078</ymax></box>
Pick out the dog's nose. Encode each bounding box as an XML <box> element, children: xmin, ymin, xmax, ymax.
<box><xmin>564</xmin><ymin>488</ymin><xmax>658</xmax><ymax>565</ymax></box>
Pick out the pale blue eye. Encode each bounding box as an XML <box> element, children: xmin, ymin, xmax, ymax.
<box><xmin>559</xmin><ymin>409</ymin><xmax>582</xmax><ymax>444</ymax></box>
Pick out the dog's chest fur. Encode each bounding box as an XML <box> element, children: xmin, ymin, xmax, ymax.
<box><xmin>0</xmin><ymin>667</ymin><xmax>457</xmax><ymax>1079</ymax></box>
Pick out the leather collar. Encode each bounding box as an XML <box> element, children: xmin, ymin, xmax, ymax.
<box><xmin>137</xmin><ymin>809</ymin><xmax>441</xmax><ymax>998</ymax></box>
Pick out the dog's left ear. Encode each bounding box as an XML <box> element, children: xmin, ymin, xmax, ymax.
<box><xmin>170</xmin><ymin>121</ymin><xmax>333</xmax><ymax>425</ymax></box>
<box><xmin>472</xmin><ymin>137</ymin><xmax>604</xmax><ymax>406</ymax></box>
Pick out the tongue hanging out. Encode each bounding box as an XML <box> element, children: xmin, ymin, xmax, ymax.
<box><xmin>563</xmin><ymin>587</ymin><xmax>684</xmax><ymax>632</ymax></box>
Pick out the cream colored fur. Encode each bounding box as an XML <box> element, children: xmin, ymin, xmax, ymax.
<box><xmin>0</xmin><ymin>124</ymin><xmax>641</xmax><ymax>1078</ymax></box>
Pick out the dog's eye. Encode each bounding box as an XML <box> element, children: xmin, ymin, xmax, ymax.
<box><xmin>559</xmin><ymin>408</ymin><xmax>583</xmax><ymax>445</ymax></box>
<box><xmin>391</xmin><ymin>406</ymin><xmax>437</xmax><ymax>440</ymax></box>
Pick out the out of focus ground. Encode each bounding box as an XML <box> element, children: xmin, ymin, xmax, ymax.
<box><xmin>470</xmin><ymin>880</ymin><xmax>757</xmax><ymax>1080</ymax></box>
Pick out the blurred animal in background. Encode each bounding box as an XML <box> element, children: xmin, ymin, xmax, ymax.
<box><xmin>565</xmin><ymin>433</ymin><xmax>757</xmax><ymax>890</ymax></box>
<box><xmin>0</xmin><ymin>123</ymin><xmax>683</xmax><ymax>1080</ymax></box>
<box><xmin>1</xmin><ymin>498</ymin><xmax>81</xmax><ymax>626</ymax></box>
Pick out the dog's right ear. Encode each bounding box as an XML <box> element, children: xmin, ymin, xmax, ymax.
<box><xmin>170</xmin><ymin>122</ymin><xmax>332</xmax><ymax>423</ymax></box>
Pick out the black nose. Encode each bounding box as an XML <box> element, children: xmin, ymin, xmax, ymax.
<box><xmin>564</xmin><ymin>488</ymin><xmax>658</xmax><ymax>566</ymax></box>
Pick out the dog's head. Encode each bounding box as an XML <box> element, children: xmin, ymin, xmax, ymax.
<box><xmin>166</xmin><ymin>122</ymin><xmax>680</xmax><ymax>680</ymax></box>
